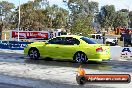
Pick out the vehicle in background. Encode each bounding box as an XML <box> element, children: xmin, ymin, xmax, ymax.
<box><xmin>89</xmin><ymin>34</ymin><xmax>104</xmax><ymax>44</ymax></box>
<box><xmin>90</xmin><ymin>34</ymin><xmax>102</xmax><ymax>39</ymax></box>
<box><xmin>24</xmin><ymin>35</ymin><xmax>110</xmax><ymax>63</ymax></box>
<box><xmin>89</xmin><ymin>34</ymin><xmax>118</xmax><ymax>46</ymax></box>
<box><xmin>105</xmin><ymin>37</ymin><xmax>118</xmax><ymax>46</ymax></box>
<box><xmin>115</xmin><ymin>27</ymin><xmax>132</xmax><ymax>35</ymax></box>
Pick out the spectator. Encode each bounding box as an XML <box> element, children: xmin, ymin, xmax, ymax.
<box><xmin>102</xmin><ymin>32</ymin><xmax>105</xmax><ymax>44</ymax></box>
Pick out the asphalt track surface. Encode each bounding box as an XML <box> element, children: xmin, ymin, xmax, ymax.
<box><xmin>0</xmin><ymin>52</ymin><xmax>132</xmax><ymax>88</ymax></box>
<box><xmin>0</xmin><ymin>83</ymin><xmax>30</xmax><ymax>88</ymax></box>
<box><xmin>0</xmin><ymin>52</ymin><xmax>132</xmax><ymax>72</ymax></box>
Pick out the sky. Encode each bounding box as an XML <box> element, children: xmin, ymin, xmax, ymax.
<box><xmin>1</xmin><ymin>0</ymin><xmax>132</xmax><ymax>11</ymax></box>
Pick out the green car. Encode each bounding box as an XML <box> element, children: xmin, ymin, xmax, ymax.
<box><xmin>24</xmin><ymin>35</ymin><xmax>110</xmax><ymax>62</ymax></box>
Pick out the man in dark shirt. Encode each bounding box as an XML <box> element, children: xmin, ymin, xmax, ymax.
<box><xmin>102</xmin><ymin>32</ymin><xmax>105</xmax><ymax>44</ymax></box>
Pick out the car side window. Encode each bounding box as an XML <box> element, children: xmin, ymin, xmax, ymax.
<box><xmin>91</xmin><ymin>35</ymin><xmax>95</xmax><ymax>39</ymax></box>
<box><xmin>74</xmin><ymin>38</ymin><xmax>80</xmax><ymax>45</ymax></box>
<box><xmin>96</xmin><ymin>35</ymin><xmax>101</xmax><ymax>39</ymax></box>
<box><xmin>48</xmin><ymin>37</ymin><xmax>64</xmax><ymax>44</ymax></box>
<box><xmin>81</xmin><ymin>37</ymin><xmax>97</xmax><ymax>44</ymax></box>
<box><xmin>64</xmin><ymin>37</ymin><xmax>74</xmax><ymax>45</ymax></box>
<box><xmin>64</xmin><ymin>37</ymin><xmax>80</xmax><ymax>45</ymax></box>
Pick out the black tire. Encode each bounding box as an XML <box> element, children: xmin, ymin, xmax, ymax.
<box><xmin>28</xmin><ymin>48</ymin><xmax>40</xmax><ymax>60</ymax></box>
<box><xmin>73</xmin><ymin>52</ymin><xmax>88</xmax><ymax>63</ymax></box>
<box><xmin>76</xmin><ymin>75</ymin><xmax>87</xmax><ymax>85</ymax></box>
<box><xmin>44</xmin><ymin>57</ymin><xmax>53</xmax><ymax>61</ymax></box>
<box><xmin>106</xmin><ymin>42</ymin><xmax>109</xmax><ymax>44</ymax></box>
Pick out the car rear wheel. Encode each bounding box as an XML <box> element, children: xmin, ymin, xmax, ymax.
<box><xmin>28</xmin><ymin>48</ymin><xmax>40</xmax><ymax>60</ymax></box>
<box><xmin>74</xmin><ymin>52</ymin><xmax>88</xmax><ymax>63</ymax></box>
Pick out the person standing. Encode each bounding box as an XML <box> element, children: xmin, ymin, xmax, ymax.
<box><xmin>102</xmin><ymin>32</ymin><xmax>105</xmax><ymax>44</ymax></box>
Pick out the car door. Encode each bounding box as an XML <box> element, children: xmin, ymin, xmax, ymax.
<box><xmin>58</xmin><ymin>37</ymin><xmax>80</xmax><ymax>59</ymax></box>
<box><xmin>42</xmin><ymin>37</ymin><xmax>64</xmax><ymax>58</ymax></box>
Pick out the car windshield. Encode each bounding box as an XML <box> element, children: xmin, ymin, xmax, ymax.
<box><xmin>81</xmin><ymin>37</ymin><xmax>97</xmax><ymax>44</ymax></box>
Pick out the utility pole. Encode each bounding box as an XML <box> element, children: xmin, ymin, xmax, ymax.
<box><xmin>0</xmin><ymin>5</ymin><xmax>3</xmax><ymax>40</ymax></box>
<box><xmin>17</xmin><ymin>0</ymin><xmax>21</xmax><ymax>41</ymax></box>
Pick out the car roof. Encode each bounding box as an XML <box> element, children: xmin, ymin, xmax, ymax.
<box><xmin>58</xmin><ymin>35</ymin><xmax>83</xmax><ymax>38</ymax></box>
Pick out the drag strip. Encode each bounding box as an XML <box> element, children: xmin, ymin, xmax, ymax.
<box><xmin>0</xmin><ymin>83</ymin><xmax>31</xmax><ymax>88</ymax></box>
<box><xmin>0</xmin><ymin>52</ymin><xmax>132</xmax><ymax>73</ymax></box>
<box><xmin>0</xmin><ymin>52</ymin><xmax>132</xmax><ymax>88</ymax></box>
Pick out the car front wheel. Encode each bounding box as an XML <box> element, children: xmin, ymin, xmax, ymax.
<box><xmin>28</xmin><ymin>48</ymin><xmax>40</xmax><ymax>60</ymax></box>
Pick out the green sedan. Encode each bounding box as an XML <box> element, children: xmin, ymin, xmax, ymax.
<box><xmin>24</xmin><ymin>35</ymin><xmax>110</xmax><ymax>62</ymax></box>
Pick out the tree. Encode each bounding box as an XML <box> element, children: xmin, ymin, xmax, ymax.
<box><xmin>13</xmin><ymin>0</ymin><xmax>49</xmax><ymax>30</ymax></box>
<box><xmin>88</xmin><ymin>1</ymin><xmax>98</xmax><ymax>14</ymax></box>
<box><xmin>12</xmin><ymin>0</ymin><xmax>68</xmax><ymax>31</ymax></box>
<box><xmin>97</xmin><ymin>5</ymin><xmax>116</xmax><ymax>31</ymax></box>
<box><xmin>71</xmin><ymin>15</ymin><xmax>93</xmax><ymax>35</ymax></box>
<box><xmin>120</xmin><ymin>9</ymin><xmax>129</xmax><ymax>13</ymax></box>
<box><xmin>129</xmin><ymin>11</ymin><xmax>132</xmax><ymax>28</ymax></box>
<box><xmin>46</xmin><ymin>5</ymin><xmax>69</xmax><ymax>29</ymax></box>
<box><xmin>63</xmin><ymin>0</ymin><xmax>98</xmax><ymax>35</ymax></box>
<box><xmin>0</xmin><ymin>1</ymin><xmax>15</xmax><ymax>39</ymax></box>
<box><xmin>45</xmin><ymin>5</ymin><xmax>69</xmax><ymax>29</ymax></box>
<box><xmin>113</xmin><ymin>11</ymin><xmax>128</xmax><ymax>28</ymax></box>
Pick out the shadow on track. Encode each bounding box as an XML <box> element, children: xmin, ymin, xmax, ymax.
<box><xmin>24</xmin><ymin>57</ymin><xmax>112</xmax><ymax>71</ymax></box>
<box><xmin>24</xmin><ymin>57</ymin><xmax>132</xmax><ymax>72</ymax></box>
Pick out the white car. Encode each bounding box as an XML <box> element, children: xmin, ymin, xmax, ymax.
<box><xmin>89</xmin><ymin>34</ymin><xmax>118</xmax><ymax>46</ymax></box>
<box><xmin>105</xmin><ymin>37</ymin><xmax>118</xmax><ymax>46</ymax></box>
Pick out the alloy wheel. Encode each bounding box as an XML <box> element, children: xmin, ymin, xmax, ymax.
<box><xmin>75</xmin><ymin>52</ymin><xmax>87</xmax><ymax>63</ymax></box>
<box><xmin>29</xmin><ymin>48</ymin><xmax>40</xmax><ymax>59</ymax></box>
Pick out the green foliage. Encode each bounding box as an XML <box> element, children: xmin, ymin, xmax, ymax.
<box><xmin>97</xmin><ymin>6</ymin><xmax>131</xmax><ymax>31</ymax></box>
<box><xmin>64</xmin><ymin>0</ymin><xmax>98</xmax><ymax>35</ymax></box>
<box><xmin>0</xmin><ymin>1</ymin><xmax>15</xmax><ymax>39</ymax></box>
<box><xmin>0</xmin><ymin>1</ymin><xmax>15</xmax><ymax>15</ymax></box>
<box><xmin>97</xmin><ymin>5</ymin><xmax>116</xmax><ymax>30</ymax></box>
<box><xmin>11</xmin><ymin>1</ymin><xmax>69</xmax><ymax>30</ymax></box>
<box><xmin>88</xmin><ymin>1</ymin><xmax>99</xmax><ymax>14</ymax></box>
<box><xmin>120</xmin><ymin>9</ymin><xmax>129</xmax><ymax>13</ymax></box>
<box><xmin>71</xmin><ymin>15</ymin><xmax>93</xmax><ymax>36</ymax></box>
<box><xmin>113</xmin><ymin>11</ymin><xmax>128</xmax><ymax>28</ymax></box>
<box><xmin>1</xmin><ymin>0</ymin><xmax>132</xmax><ymax>37</ymax></box>
<box><xmin>129</xmin><ymin>11</ymin><xmax>132</xmax><ymax>28</ymax></box>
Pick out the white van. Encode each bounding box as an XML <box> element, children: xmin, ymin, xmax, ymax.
<box><xmin>89</xmin><ymin>34</ymin><xmax>103</xmax><ymax>39</ymax></box>
<box><xmin>89</xmin><ymin>34</ymin><xmax>118</xmax><ymax>45</ymax></box>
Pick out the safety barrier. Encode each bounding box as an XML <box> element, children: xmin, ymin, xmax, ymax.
<box><xmin>0</xmin><ymin>40</ymin><xmax>33</xmax><ymax>50</ymax></box>
<box><xmin>110</xmin><ymin>46</ymin><xmax>132</xmax><ymax>60</ymax></box>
